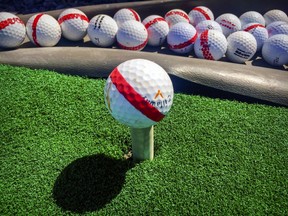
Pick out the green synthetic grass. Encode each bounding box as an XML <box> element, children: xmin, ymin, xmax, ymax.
<box><xmin>0</xmin><ymin>64</ymin><xmax>287</xmax><ymax>215</ymax></box>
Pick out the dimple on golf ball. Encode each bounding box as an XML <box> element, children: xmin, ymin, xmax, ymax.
<box><xmin>0</xmin><ymin>12</ymin><xmax>26</xmax><ymax>48</ymax></box>
<box><xmin>88</xmin><ymin>14</ymin><xmax>118</xmax><ymax>47</ymax></box>
<box><xmin>142</xmin><ymin>15</ymin><xmax>169</xmax><ymax>46</ymax></box>
<box><xmin>262</xmin><ymin>34</ymin><xmax>288</xmax><ymax>66</ymax></box>
<box><xmin>113</xmin><ymin>8</ymin><xmax>141</xmax><ymax>26</ymax></box>
<box><xmin>266</xmin><ymin>21</ymin><xmax>288</xmax><ymax>38</ymax></box>
<box><xmin>104</xmin><ymin>59</ymin><xmax>174</xmax><ymax>128</ymax></box>
<box><xmin>58</xmin><ymin>8</ymin><xmax>89</xmax><ymax>41</ymax></box>
<box><xmin>194</xmin><ymin>30</ymin><xmax>227</xmax><ymax>60</ymax></box>
<box><xmin>164</xmin><ymin>9</ymin><xmax>190</xmax><ymax>27</ymax></box>
<box><xmin>195</xmin><ymin>20</ymin><xmax>222</xmax><ymax>34</ymax></box>
<box><xmin>116</xmin><ymin>20</ymin><xmax>148</xmax><ymax>51</ymax></box>
<box><xmin>26</xmin><ymin>13</ymin><xmax>61</xmax><ymax>47</ymax></box>
<box><xmin>226</xmin><ymin>31</ymin><xmax>257</xmax><ymax>63</ymax></box>
<box><xmin>264</xmin><ymin>9</ymin><xmax>288</xmax><ymax>26</ymax></box>
<box><xmin>167</xmin><ymin>22</ymin><xmax>197</xmax><ymax>54</ymax></box>
<box><xmin>188</xmin><ymin>6</ymin><xmax>214</xmax><ymax>27</ymax></box>
<box><xmin>242</xmin><ymin>22</ymin><xmax>268</xmax><ymax>51</ymax></box>
<box><xmin>216</xmin><ymin>13</ymin><xmax>241</xmax><ymax>37</ymax></box>
<box><xmin>239</xmin><ymin>11</ymin><xmax>265</xmax><ymax>27</ymax></box>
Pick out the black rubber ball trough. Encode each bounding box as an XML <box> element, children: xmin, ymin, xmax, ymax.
<box><xmin>0</xmin><ymin>0</ymin><xmax>288</xmax><ymax>106</ymax></box>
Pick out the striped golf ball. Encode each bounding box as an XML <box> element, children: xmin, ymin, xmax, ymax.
<box><xmin>167</xmin><ymin>22</ymin><xmax>197</xmax><ymax>54</ymax></box>
<box><xmin>88</xmin><ymin>14</ymin><xmax>118</xmax><ymax>47</ymax></box>
<box><xmin>262</xmin><ymin>34</ymin><xmax>288</xmax><ymax>66</ymax></box>
<box><xmin>194</xmin><ymin>30</ymin><xmax>227</xmax><ymax>60</ymax></box>
<box><xmin>264</xmin><ymin>9</ymin><xmax>288</xmax><ymax>26</ymax></box>
<box><xmin>113</xmin><ymin>8</ymin><xmax>141</xmax><ymax>26</ymax></box>
<box><xmin>0</xmin><ymin>12</ymin><xmax>26</xmax><ymax>48</ymax></box>
<box><xmin>104</xmin><ymin>59</ymin><xmax>174</xmax><ymax>128</ymax></box>
<box><xmin>196</xmin><ymin>20</ymin><xmax>222</xmax><ymax>34</ymax></box>
<box><xmin>164</xmin><ymin>9</ymin><xmax>190</xmax><ymax>27</ymax></box>
<box><xmin>226</xmin><ymin>31</ymin><xmax>257</xmax><ymax>63</ymax></box>
<box><xmin>26</xmin><ymin>13</ymin><xmax>61</xmax><ymax>47</ymax></box>
<box><xmin>116</xmin><ymin>20</ymin><xmax>148</xmax><ymax>51</ymax></box>
<box><xmin>216</xmin><ymin>13</ymin><xmax>241</xmax><ymax>37</ymax></box>
<box><xmin>58</xmin><ymin>8</ymin><xmax>89</xmax><ymax>41</ymax></box>
<box><xmin>266</xmin><ymin>21</ymin><xmax>288</xmax><ymax>37</ymax></box>
<box><xmin>242</xmin><ymin>22</ymin><xmax>268</xmax><ymax>51</ymax></box>
<box><xmin>239</xmin><ymin>11</ymin><xmax>265</xmax><ymax>27</ymax></box>
<box><xmin>188</xmin><ymin>6</ymin><xmax>214</xmax><ymax>27</ymax></box>
<box><xmin>142</xmin><ymin>15</ymin><xmax>169</xmax><ymax>46</ymax></box>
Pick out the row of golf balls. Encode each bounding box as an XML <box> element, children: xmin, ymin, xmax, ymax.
<box><xmin>0</xmin><ymin>7</ymin><xmax>287</xmax><ymax>66</ymax></box>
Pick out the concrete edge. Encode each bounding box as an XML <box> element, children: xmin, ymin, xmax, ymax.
<box><xmin>1</xmin><ymin>47</ymin><xmax>287</xmax><ymax>106</ymax></box>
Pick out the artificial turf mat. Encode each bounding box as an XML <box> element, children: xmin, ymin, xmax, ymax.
<box><xmin>0</xmin><ymin>64</ymin><xmax>287</xmax><ymax>215</ymax></box>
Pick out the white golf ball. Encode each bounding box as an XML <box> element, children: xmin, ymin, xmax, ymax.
<box><xmin>26</xmin><ymin>13</ymin><xmax>61</xmax><ymax>47</ymax></box>
<box><xmin>104</xmin><ymin>59</ymin><xmax>174</xmax><ymax>128</ymax></box>
<box><xmin>195</xmin><ymin>20</ymin><xmax>222</xmax><ymax>34</ymax></box>
<box><xmin>216</xmin><ymin>13</ymin><xmax>241</xmax><ymax>37</ymax></box>
<box><xmin>242</xmin><ymin>22</ymin><xmax>268</xmax><ymax>51</ymax></box>
<box><xmin>58</xmin><ymin>8</ymin><xmax>89</xmax><ymax>41</ymax></box>
<box><xmin>262</xmin><ymin>34</ymin><xmax>288</xmax><ymax>66</ymax></box>
<box><xmin>167</xmin><ymin>22</ymin><xmax>197</xmax><ymax>54</ymax></box>
<box><xmin>116</xmin><ymin>20</ymin><xmax>148</xmax><ymax>51</ymax></box>
<box><xmin>164</xmin><ymin>9</ymin><xmax>190</xmax><ymax>27</ymax></box>
<box><xmin>88</xmin><ymin>14</ymin><xmax>118</xmax><ymax>47</ymax></box>
<box><xmin>188</xmin><ymin>6</ymin><xmax>214</xmax><ymax>27</ymax></box>
<box><xmin>266</xmin><ymin>21</ymin><xmax>288</xmax><ymax>37</ymax></box>
<box><xmin>194</xmin><ymin>30</ymin><xmax>227</xmax><ymax>60</ymax></box>
<box><xmin>142</xmin><ymin>15</ymin><xmax>169</xmax><ymax>46</ymax></box>
<box><xmin>0</xmin><ymin>12</ymin><xmax>26</xmax><ymax>48</ymax></box>
<box><xmin>239</xmin><ymin>11</ymin><xmax>265</xmax><ymax>27</ymax></box>
<box><xmin>264</xmin><ymin>9</ymin><xmax>288</xmax><ymax>26</ymax></box>
<box><xmin>226</xmin><ymin>31</ymin><xmax>257</xmax><ymax>63</ymax></box>
<box><xmin>113</xmin><ymin>8</ymin><xmax>141</xmax><ymax>26</ymax></box>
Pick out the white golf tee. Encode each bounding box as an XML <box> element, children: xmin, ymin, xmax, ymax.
<box><xmin>131</xmin><ymin>126</ymin><xmax>154</xmax><ymax>162</ymax></box>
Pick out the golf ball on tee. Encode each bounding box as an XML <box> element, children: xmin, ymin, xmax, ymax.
<box><xmin>239</xmin><ymin>11</ymin><xmax>265</xmax><ymax>27</ymax></box>
<box><xmin>142</xmin><ymin>15</ymin><xmax>169</xmax><ymax>46</ymax></box>
<box><xmin>242</xmin><ymin>22</ymin><xmax>268</xmax><ymax>51</ymax></box>
<box><xmin>195</xmin><ymin>20</ymin><xmax>222</xmax><ymax>34</ymax></box>
<box><xmin>58</xmin><ymin>8</ymin><xmax>89</xmax><ymax>41</ymax></box>
<box><xmin>104</xmin><ymin>59</ymin><xmax>174</xmax><ymax>128</ymax></box>
<box><xmin>0</xmin><ymin>12</ymin><xmax>26</xmax><ymax>48</ymax></box>
<box><xmin>262</xmin><ymin>34</ymin><xmax>288</xmax><ymax>66</ymax></box>
<box><xmin>113</xmin><ymin>8</ymin><xmax>141</xmax><ymax>26</ymax></box>
<box><xmin>26</xmin><ymin>13</ymin><xmax>61</xmax><ymax>47</ymax></box>
<box><xmin>164</xmin><ymin>9</ymin><xmax>190</xmax><ymax>27</ymax></box>
<box><xmin>116</xmin><ymin>20</ymin><xmax>148</xmax><ymax>51</ymax></box>
<box><xmin>266</xmin><ymin>21</ymin><xmax>288</xmax><ymax>37</ymax></box>
<box><xmin>167</xmin><ymin>22</ymin><xmax>197</xmax><ymax>54</ymax></box>
<box><xmin>216</xmin><ymin>13</ymin><xmax>241</xmax><ymax>37</ymax></box>
<box><xmin>188</xmin><ymin>6</ymin><xmax>214</xmax><ymax>27</ymax></box>
<box><xmin>88</xmin><ymin>14</ymin><xmax>118</xmax><ymax>47</ymax></box>
<box><xmin>194</xmin><ymin>30</ymin><xmax>227</xmax><ymax>60</ymax></box>
<box><xmin>264</xmin><ymin>9</ymin><xmax>288</xmax><ymax>26</ymax></box>
<box><xmin>226</xmin><ymin>31</ymin><xmax>257</xmax><ymax>63</ymax></box>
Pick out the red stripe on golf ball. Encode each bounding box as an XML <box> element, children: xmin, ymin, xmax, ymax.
<box><xmin>58</xmin><ymin>13</ymin><xmax>89</xmax><ymax>24</ymax></box>
<box><xmin>118</xmin><ymin>38</ymin><xmax>148</xmax><ymax>50</ymax></box>
<box><xmin>219</xmin><ymin>20</ymin><xmax>236</xmax><ymax>29</ymax></box>
<box><xmin>166</xmin><ymin>11</ymin><xmax>190</xmax><ymax>22</ymax></box>
<box><xmin>0</xmin><ymin>17</ymin><xmax>24</xmax><ymax>30</ymax></box>
<box><xmin>243</xmin><ymin>23</ymin><xmax>265</xmax><ymax>32</ymax></box>
<box><xmin>128</xmin><ymin>9</ymin><xmax>140</xmax><ymax>21</ymax></box>
<box><xmin>193</xmin><ymin>7</ymin><xmax>211</xmax><ymax>20</ymax></box>
<box><xmin>110</xmin><ymin>67</ymin><xmax>165</xmax><ymax>122</ymax></box>
<box><xmin>168</xmin><ymin>33</ymin><xmax>197</xmax><ymax>49</ymax></box>
<box><xmin>144</xmin><ymin>17</ymin><xmax>166</xmax><ymax>29</ymax></box>
<box><xmin>32</xmin><ymin>13</ymin><xmax>44</xmax><ymax>47</ymax></box>
<box><xmin>200</xmin><ymin>30</ymin><xmax>214</xmax><ymax>60</ymax></box>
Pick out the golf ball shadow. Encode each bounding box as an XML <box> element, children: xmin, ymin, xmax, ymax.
<box><xmin>53</xmin><ymin>153</ymin><xmax>134</xmax><ymax>213</ymax></box>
